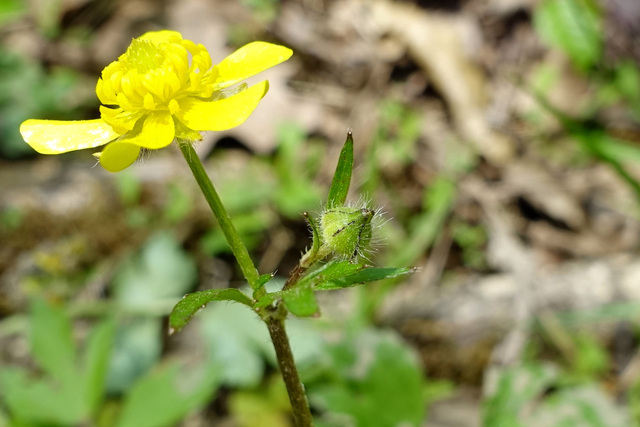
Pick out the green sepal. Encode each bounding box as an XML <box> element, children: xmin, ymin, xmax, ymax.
<box><xmin>303</xmin><ymin>212</ymin><xmax>321</xmax><ymax>257</ymax></box>
<box><xmin>316</xmin><ymin>266</ymin><xmax>414</xmax><ymax>290</ymax></box>
<box><xmin>326</xmin><ymin>131</ymin><xmax>354</xmax><ymax>208</ymax></box>
<box><xmin>169</xmin><ymin>288</ymin><xmax>253</xmax><ymax>334</ymax></box>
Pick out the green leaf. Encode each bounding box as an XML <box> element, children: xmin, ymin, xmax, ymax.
<box><xmin>255</xmin><ymin>272</ymin><xmax>275</xmax><ymax>290</ymax></box>
<box><xmin>316</xmin><ymin>267</ymin><xmax>413</xmax><ymax>290</ymax></box>
<box><xmin>116</xmin><ymin>362</ymin><xmax>219</xmax><ymax>427</ymax></box>
<box><xmin>83</xmin><ymin>318</ymin><xmax>116</xmax><ymax>414</ymax></box>
<box><xmin>282</xmin><ymin>285</ymin><xmax>319</xmax><ymax>317</ymax></box>
<box><xmin>388</xmin><ymin>177</ymin><xmax>456</xmax><ymax>266</ymax></box>
<box><xmin>0</xmin><ymin>368</ymin><xmax>84</xmax><ymax>425</ymax></box>
<box><xmin>106</xmin><ymin>319</ymin><xmax>162</xmax><ymax>394</ymax></box>
<box><xmin>326</xmin><ymin>131</ymin><xmax>354</xmax><ymax>208</ymax></box>
<box><xmin>30</xmin><ymin>299</ymin><xmax>77</xmax><ymax>384</ymax></box>
<box><xmin>483</xmin><ymin>363</ymin><xmax>557</xmax><ymax>427</ymax></box>
<box><xmin>170</xmin><ymin>288</ymin><xmax>253</xmax><ymax>334</ymax></box>
<box><xmin>0</xmin><ymin>0</ymin><xmax>26</xmax><ymax>25</ymax></box>
<box><xmin>112</xmin><ymin>232</ymin><xmax>197</xmax><ymax>309</ymax></box>
<box><xmin>199</xmin><ymin>302</ymin><xmax>273</xmax><ymax>387</ymax></box>
<box><xmin>310</xmin><ymin>330</ymin><xmax>425</xmax><ymax>427</ymax></box>
<box><xmin>298</xmin><ymin>260</ymin><xmax>365</xmax><ymax>289</ymax></box>
<box><xmin>534</xmin><ymin>0</ymin><xmax>602</xmax><ymax>70</ymax></box>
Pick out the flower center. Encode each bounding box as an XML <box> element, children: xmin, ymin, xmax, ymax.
<box><xmin>121</xmin><ymin>39</ymin><xmax>164</xmax><ymax>73</ymax></box>
<box><xmin>96</xmin><ymin>34</ymin><xmax>219</xmax><ymax>125</ymax></box>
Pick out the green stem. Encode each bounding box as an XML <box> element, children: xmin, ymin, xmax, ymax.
<box><xmin>178</xmin><ymin>141</ymin><xmax>260</xmax><ymax>289</ymax></box>
<box><xmin>180</xmin><ymin>141</ymin><xmax>311</xmax><ymax>423</ymax></box>
<box><xmin>266</xmin><ymin>310</ymin><xmax>314</xmax><ymax>427</ymax></box>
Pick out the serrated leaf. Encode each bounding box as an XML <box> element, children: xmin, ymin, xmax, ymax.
<box><xmin>326</xmin><ymin>132</ymin><xmax>354</xmax><ymax>208</ymax></box>
<box><xmin>170</xmin><ymin>288</ymin><xmax>253</xmax><ymax>334</ymax></box>
<box><xmin>282</xmin><ymin>285</ymin><xmax>319</xmax><ymax>317</ymax></box>
<box><xmin>316</xmin><ymin>267</ymin><xmax>413</xmax><ymax>290</ymax></box>
<box><xmin>116</xmin><ymin>362</ymin><xmax>219</xmax><ymax>427</ymax></box>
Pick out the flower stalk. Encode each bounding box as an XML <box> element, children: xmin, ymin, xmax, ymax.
<box><xmin>179</xmin><ymin>140</ymin><xmax>312</xmax><ymax>425</ymax></box>
<box><xmin>178</xmin><ymin>141</ymin><xmax>260</xmax><ymax>289</ymax></box>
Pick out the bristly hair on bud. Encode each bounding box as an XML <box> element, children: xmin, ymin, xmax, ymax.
<box><xmin>319</xmin><ymin>198</ymin><xmax>385</xmax><ymax>263</ymax></box>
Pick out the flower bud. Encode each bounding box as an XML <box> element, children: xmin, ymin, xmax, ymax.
<box><xmin>320</xmin><ymin>206</ymin><xmax>374</xmax><ymax>260</ymax></box>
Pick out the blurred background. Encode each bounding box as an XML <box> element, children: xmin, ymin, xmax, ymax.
<box><xmin>1</xmin><ymin>0</ymin><xmax>640</xmax><ymax>426</ymax></box>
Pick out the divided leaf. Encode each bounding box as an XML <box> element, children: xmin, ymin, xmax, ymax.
<box><xmin>169</xmin><ymin>288</ymin><xmax>253</xmax><ymax>334</ymax></box>
<box><xmin>116</xmin><ymin>363</ymin><xmax>219</xmax><ymax>427</ymax></box>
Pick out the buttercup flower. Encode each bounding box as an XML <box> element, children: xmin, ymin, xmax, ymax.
<box><xmin>20</xmin><ymin>30</ymin><xmax>292</xmax><ymax>172</ymax></box>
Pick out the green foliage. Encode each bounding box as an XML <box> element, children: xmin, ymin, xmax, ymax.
<box><xmin>0</xmin><ymin>50</ymin><xmax>93</xmax><ymax>158</ymax></box>
<box><xmin>107</xmin><ymin>232</ymin><xmax>197</xmax><ymax>392</ymax></box>
<box><xmin>483</xmin><ymin>362</ymin><xmax>630</xmax><ymax>427</ymax></box>
<box><xmin>0</xmin><ymin>0</ymin><xmax>26</xmax><ymax>25</ymax></box>
<box><xmin>532</xmin><ymin>0</ymin><xmax>640</xmax><ymax>199</ymax></box>
<box><xmin>273</xmin><ymin>122</ymin><xmax>324</xmax><ymax>217</ymax></box>
<box><xmin>388</xmin><ymin>176</ymin><xmax>456</xmax><ymax>266</ymax></box>
<box><xmin>170</xmin><ymin>288</ymin><xmax>253</xmax><ymax>334</ymax></box>
<box><xmin>309</xmin><ymin>329</ymin><xmax>426</xmax><ymax>427</ymax></box>
<box><xmin>164</xmin><ymin>182</ymin><xmax>192</xmax><ymax>223</ymax></box>
<box><xmin>112</xmin><ymin>232</ymin><xmax>196</xmax><ymax>310</ymax></box>
<box><xmin>0</xmin><ymin>206</ymin><xmax>23</xmax><ymax>231</ymax></box>
<box><xmin>452</xmin><ymin>221</ymin><xmax>488</xmax><ymax>270</ymax></box>
<box><xmin>0</xmin><ymin>300</ymin><xmax>115</xmax><ymax>425</ymax></box>
<box><xmin>282</xmin><ymin>285</ymin><xmax>319</xmax><ymax>317</ymax></box>
<box><xmin>116</xmin><ymin>363</ymin><xmax>219</xmax><ymax>427</ymax></box>
<box><xmin>197</xmin><ymin>301</ymin><xmax>274</xmax><ymax>387</ymax></box>
<box><xmin>229</xmin><ymin>376</ymin><xmax>291</xmax><ymax>427</ymax></box>
<box><xmin>534</xmin><ymin>0</ymin><xmax>602</xmax><ymax>71</ymax></box>
<box><xmin>239</xmin><ymin>0</ymin><xmax>281</xmax><ymax>23</ymax></box>
<box><xmin>0</xmin><ymin>299</ymin><xmax>219</xmax><ymax>427</ymax></box>
<box><xmin>114</xmin><ymin>170</ymin><xmax>142</xmax><ymax>206</ymax></box>
<box><xmin>254</xmin><ymin>261</ymin><xmax>412</xmax><ymax>316</ymax></box>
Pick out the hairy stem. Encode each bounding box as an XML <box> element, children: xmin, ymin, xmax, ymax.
<box><xmin>178</xmin><ymin>141</ymin><xmax>260</xmax><ymax>289</ymax></box>
<box><xmin>180</xmin><ymin>141</ymin><xmax>311</xmax><ymax>422</ymax></box>
<box><xmin>266</xmin><ymin>312</ymin><xmax>314</xmax><ymax>427</ymax></box>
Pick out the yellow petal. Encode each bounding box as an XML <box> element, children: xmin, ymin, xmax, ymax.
<box><xmin>119</xmin><ymin>111</ymin><xmax>175</xmax><ymax>149</ymax></box>
<box><xmin>214</xmin><ymin>42</ymin><xmax>292</xmax><ymax>89</ymax></box>
<box><xmin>100</xmin><ymin>106</ymin><xmax>142</xmax><ymax>134</ymax></box>
<box><xmin>98</xmin><ymin>142</ymin><xmax>141</xmax><ymax>172</ymax></box>
<box><xmin>177</xmin><ymin>81</ymin><xmax>269</xmax><ymax>131</ymax></box>
<box><xmin>138</xmin><ymin>30</ymin><xmax>183</xmax><ymax>45</ymax></box>
<box><xmin>20</xmin><ymin>119</ymin><xmax>118</xmax><ymax>154</ymax></box>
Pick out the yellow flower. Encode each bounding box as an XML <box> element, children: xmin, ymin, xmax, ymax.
<box><xmin>20</xmin><ymin>30</ymin><xmax>292</xmax><ymax>172</ymax></box>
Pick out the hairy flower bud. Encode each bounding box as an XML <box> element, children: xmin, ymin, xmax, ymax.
<box><xmin>320</xmin><ymin>206</ymin><xmax>375</xmax><ymax>261</ymax></box>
